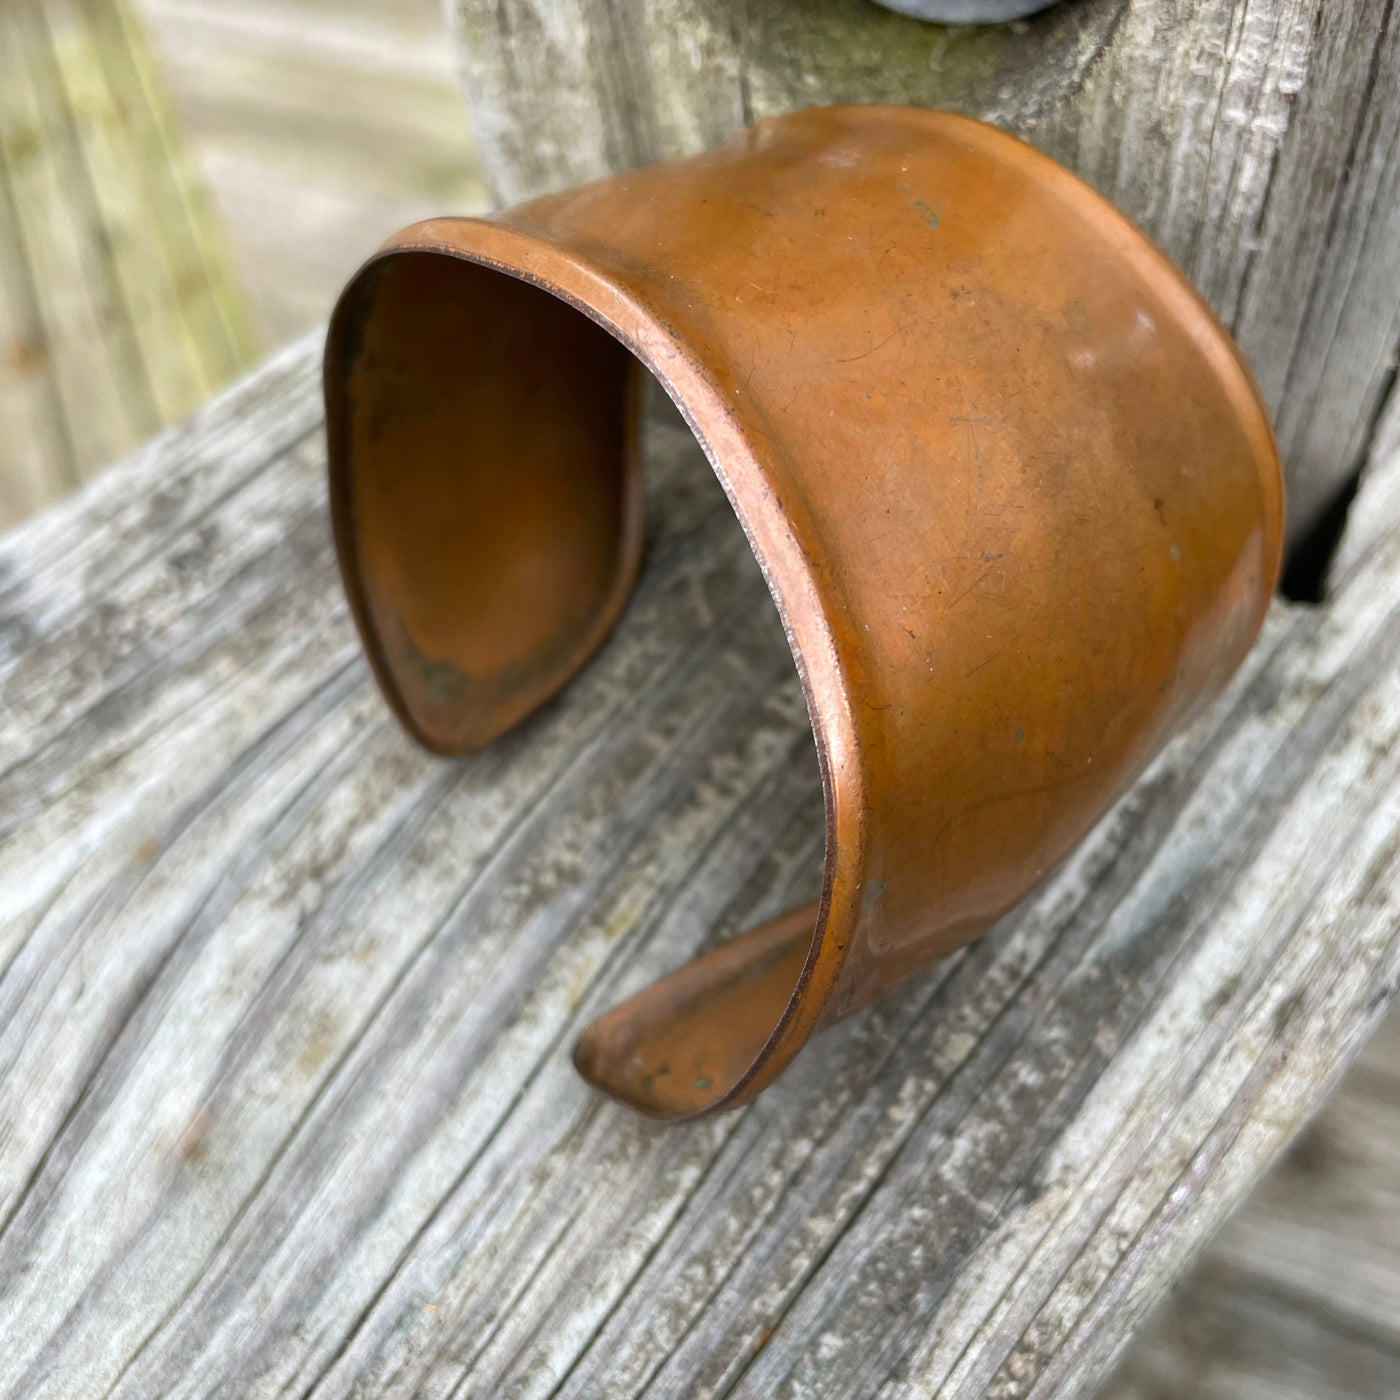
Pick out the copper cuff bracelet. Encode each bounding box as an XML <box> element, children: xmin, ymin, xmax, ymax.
<box><xmin>323</xmin><ymin>105</ymin><xmax>1284</xmax><ymax>1121</ymax></box>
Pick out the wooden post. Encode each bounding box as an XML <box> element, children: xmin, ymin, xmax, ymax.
<box><xmin>448</xmin><ymin>0</ymin><xmax>1400</xmax><ymax>545</ymax></box>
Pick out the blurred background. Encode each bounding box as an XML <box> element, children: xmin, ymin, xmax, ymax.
<box><xmin>0</xmin><ymin>0</ymin><xmax>488</xmax><ymax>530</ymax></box>
<box><xmin>0</xmin><ymin>3</ymin><xmax>1396</xmax><ymax>1396</ymax></box>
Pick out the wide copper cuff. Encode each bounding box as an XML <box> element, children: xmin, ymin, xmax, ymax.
<box><xmin>323</xmin><ymin>105</ymin><xmax>1283</xmax><ymax>1121</ymax></box>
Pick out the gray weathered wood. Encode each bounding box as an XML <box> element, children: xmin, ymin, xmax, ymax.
<box><xmin>448</xmin><ymin>0</ymin><xmax>1400</xmax><ymax>546</ymax></box>
<box><xmin>2</xmin><ymin>336</ymin><xmax>1400</xmax><ymax>1397</ymax></box>
<box><xmin>1104</xmin><ymin>1005</ymin><xmax>1400</xmax><ymax>1399</ymax></box>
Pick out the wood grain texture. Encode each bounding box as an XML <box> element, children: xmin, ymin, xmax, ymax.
<box><xmin>447</xmin><ymin>0</ymin><xmax>1400</xmax><ymax>545</ymax></box>
<box><xmin>1104</xmin><ymin>1011</ymin><xmax>1400</xmax><ymax>1400</ymax></box>
<box><xmin>2</xmin><ymin>333</ymin><xmax>1400</xmax><ymax>1394</ymax></box>
<box><xmin>1104</xmin><ymin>407</ymin><xmax>1400</xmax><ymax>1400</ymax></box>
<box><xmin>2</xmin><ymin>338</ymin><xmax>1400</xmax><ymax>1399</ymax></box>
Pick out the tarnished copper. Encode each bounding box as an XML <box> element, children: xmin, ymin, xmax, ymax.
<box><xmin>324</xmin><ymin>105</ymin><xmax>1283</xmax><ymax>1121</ymax></box>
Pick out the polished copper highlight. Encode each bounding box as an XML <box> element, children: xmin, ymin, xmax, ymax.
<box><xmin>324</xmin><ymin>106</ymin><xmax>1284</xmax><ymax>1121</ymax></box>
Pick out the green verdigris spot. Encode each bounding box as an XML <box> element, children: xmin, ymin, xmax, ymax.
<box><xmin>898</xmin><ymin>181</ymin><xmax>940</xmax><ymax>229</ymax></box>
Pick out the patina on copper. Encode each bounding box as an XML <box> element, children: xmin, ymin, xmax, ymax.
<box><xmin>324</xmin><ymin>105</ymin><xmax>1284</xmax><ymax>1121</ymax></box>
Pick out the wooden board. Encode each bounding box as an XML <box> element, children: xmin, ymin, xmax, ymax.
<box><xmin>2</xmin><ymin>337</ymin><xmax>1400</xmax><ymax>1397</ymax></box>
<box><xmin>1105</xmin><ymin>382</ymin><xmax>1400</xmax><ymax>1400</ymax></box>
<box><xmin>448</xmin><ymin>0</ymin><xmax>1400</xmax><ymax>547</ymax></box>
<box><xmin>0</xmin><ymin>0</ymin><xmax>259</xmax><ymax>531</ymax></box>
<box><xmin>132</xmin><ymin>0</ymin><xmax>490</xmax><ymax>347</ymax></box>
<box><xmin>1105</xmin><ymin>1007</ymin><xmax>1400</xmax><ymax>1400</ymax></box>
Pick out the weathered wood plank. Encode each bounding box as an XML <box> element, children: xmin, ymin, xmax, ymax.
<box><xmin>1207</xmin><ymin>1060</ymin><xmax>1400</xmax><ymax>1359</ymax></box>
<box><xmin>1105</xmin><ymin>1009</ymin><xmax>1400</xmax><ymax>1399</ymax></box>
<box><xmin>1104</xmin><ymin>418</ymin><xmax>1400</xmax><ymax>1400</ymax></box>
<box><xmin>1</xmin><ymin>340</ymin><xmax>1399</xmax><ymax>1398</ymax></box>
<box><xmin>448</xmin><ymin>0</ymin><xmax>1400</xmax><ymax>546</ymax></box>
